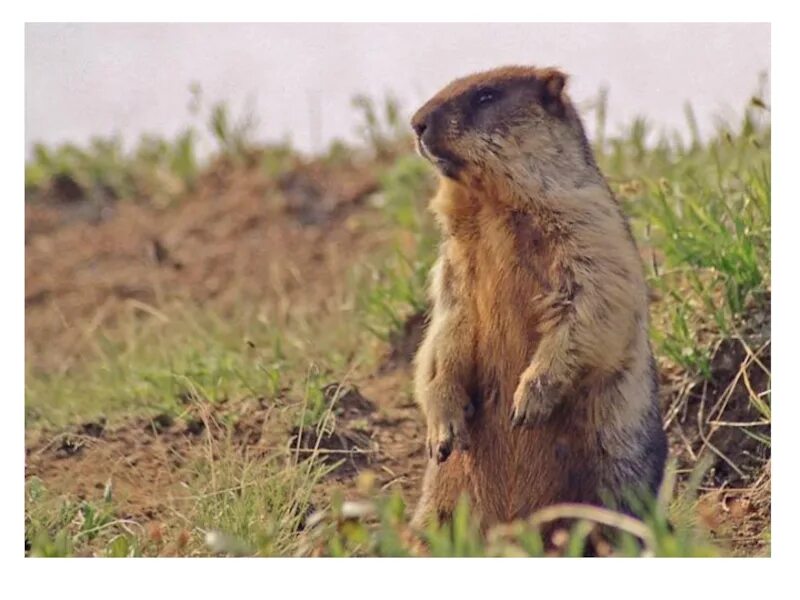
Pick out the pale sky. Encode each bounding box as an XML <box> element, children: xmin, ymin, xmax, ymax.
<box><xmin>25</xmin><ymin>23</ymin><xmax>770</xmax><ymax>155</ymax></box>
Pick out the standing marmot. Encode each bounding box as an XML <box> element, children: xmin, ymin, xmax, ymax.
<box><xmin>409</xmin><ymin>65</ymin><xmax>667</xmax><ymax>529</ymax></box>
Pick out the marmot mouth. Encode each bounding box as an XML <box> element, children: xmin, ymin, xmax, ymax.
<box><xmin>417</xmin><ymin>139</ymin><xmax>464</xmax><ymax>179</ymax></box>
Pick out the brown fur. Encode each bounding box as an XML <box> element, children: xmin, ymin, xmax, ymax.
<box><xmin>410</xmin><ymin>66</ymin><xmax>667</xmax><ymax>530</ymax></box>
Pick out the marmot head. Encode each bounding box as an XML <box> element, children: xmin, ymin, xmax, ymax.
<box><xmin>411</xmin><ymin>66</ymin><xmax>597</xmax><ymax>191</ymax></box>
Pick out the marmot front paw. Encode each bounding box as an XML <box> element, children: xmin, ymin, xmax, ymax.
<box><xmin>426</xmin><ymin>398</ymin><xmax>473</xmax><ymax>464</ymax></box>
<box><xmin>511</xmin><ymin>375</ymin><xmax>561</xmax><ymax>427</ymax></box>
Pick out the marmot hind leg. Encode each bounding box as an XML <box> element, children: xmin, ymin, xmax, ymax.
<box><xmin>410</xmin><ymin>454</ymin><xmax>470</xmax><ymax>529</ymax></box>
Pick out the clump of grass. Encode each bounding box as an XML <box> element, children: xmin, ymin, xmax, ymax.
<box><xmin>614</xmin><ymin>99</ymin><xmax>770</xmax><ymax>319</ymax></box>
<box><xmin>135</xmin><ymin>130</ymin><xmax>199</xmax><ymax>195</ymax></box>
<box><xmin>639</xmin><ymin>162</ymin><xmax>769</xmax><ymax>376</ymax></box>
<box><xmin>25</xmin><ymin>477</ymin><xmax>144</xmax><ymax>557</ymax></box>
<box><xmin>357</xmin><ymin>154</ymin><xmax>437</xmax><ymax>341</ymax></box>
<box><xmin>207</xmin><ymin>100</ymin><xmax>260</xmax><ymax>166</ymax></box>
<box><xmin>322</xmin><ymin>138</ymin><xmax>356</xmax><ymax>167</ymax></box>
<box><xmin>25</xmin><ymin>131</ymin><xmax>200</xmax><ymax>209</ymax></box>
<box><xmin>189</xmin><ymin>440</ymin><xmax>334</xmax><ymax>557</ymax></box>
<box><xmin>25</xmin><ymin>86</ymin><xmax>271</xmax><ymax>208</ymax></box>
<box><xmin>261</xmin><ymin>141</ymin><xmax>297</xmax><ymax>179</ymax></box>
<box><xmin>351</xmin><ymin>93</ymin><xmax>412</xmax><ymax>161</ymax></box>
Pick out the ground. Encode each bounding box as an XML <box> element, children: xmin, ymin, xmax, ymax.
<box><xmin>24</xmin><ymin>96</ymin><xmax>771</xmax><ymax>557</ymax></box>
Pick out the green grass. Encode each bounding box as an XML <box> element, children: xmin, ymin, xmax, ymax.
<box><xmin>25</xmin><ymin>89</ymin><xmax>770</xmax><ymax>557</ymax></box>
<box><xmin>610</xmin><ymin>98</ymin><xmax>771</xmax><ymax>380</ymax></box>
<box><xmin>26</xmin><ymin>476</ymin><xmax>145</xmax><ymax>557</ymax></box>
<box><xmin>26</xmin><ymin>302</ymin><xmax>387</xmax><ymax>429</ymax></box>
<box><xmin>25</xmin><ymin>131</ymin><xmax>200</xmax><ymax>209</ymax></box>
<box><xmin>356</xmin><ymin>154</ymin><xmax>437</xmax><ymax>341</ymax></box>
<box><xmin>25</xmin><ymin>91</ymin><xmax>285</xmax><ymax>209</ymax></box>
<box><xmin>188</xmin><ymin>440</ymin><xmax>336</xmax><ymax>557</ymax></box>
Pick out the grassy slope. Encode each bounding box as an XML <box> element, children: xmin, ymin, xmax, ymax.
<box><xmin>24</xmin><ymin>92</ymin><xmax>770</xmax><ymax>557</ymax></box>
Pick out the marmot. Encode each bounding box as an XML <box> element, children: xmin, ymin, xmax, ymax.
<box><xmin>409</xmin><ymin>66</ymin><xmax>667</xmax><ymax>530</ymax></box>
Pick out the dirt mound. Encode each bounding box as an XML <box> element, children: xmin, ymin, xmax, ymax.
<box><xmin>664</xmin><ymin>334</ymin><xmax>770</xmax><ymax>487</ymax></box>
<box><xmin>25</xmin><ymin>156</ymin><xmax>382</xmax><ymax>374</ymax></box>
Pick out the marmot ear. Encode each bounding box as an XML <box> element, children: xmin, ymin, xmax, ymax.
<box><xmin>539</xmin><ymin>68</ymin><xmax>568</xmax><ymax>117</ymax></box>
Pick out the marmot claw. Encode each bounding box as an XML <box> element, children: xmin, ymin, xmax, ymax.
<box><xmin>427</xmin><ymin>405</ymin><xmax>471</xmax><ymax>463</ymax></box>
<box><xmin>511</xmin><ymin>375</ymin><xmax>560</xmax><ymax>427</ymax></box>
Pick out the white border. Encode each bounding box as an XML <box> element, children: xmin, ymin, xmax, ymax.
<box><xmin>4</xmin><ymin>4</ymin><xmax>793</xmax><ymax>599</ymax></box>
<box><xmin>9</xmin><ymin>1</ymin><xmax>780</xmax><ymax>22</ymax></box>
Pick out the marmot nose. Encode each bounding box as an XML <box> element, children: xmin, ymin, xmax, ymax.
<box><xmin>412</xmin><ymin>119</ymin><xmax>428</xmax><ymax>138</ymax></box>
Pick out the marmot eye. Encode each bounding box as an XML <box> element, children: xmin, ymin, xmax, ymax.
<box><xmin>475</xmin><ymin>88</ymin><xmax>500</xmax><ymax>106</ymax></box>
